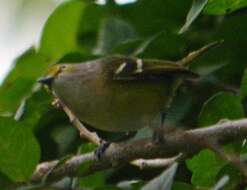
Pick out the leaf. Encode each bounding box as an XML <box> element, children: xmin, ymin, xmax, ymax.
<box><xmin>52</xmin><ymin>126</ymin><xmax>78</xmax><ymax>155</ymax></box>
<box><xmin>204</xmin><ymin>0</ymin><xmax>247</xmax><ymax>15</ymax></box>
<box><xmin>39</xmin><ymin>1</ymin><xmax>86</xmax><ymax>61</ymax></box>
<box><xmin>120</xmin><ymin>0</ymin><xmax>191</xmax><ymax>35</ymax></box>
<box><xmin>165</xmin><ymin>91</ymin><xmax>193</xmax><ymax>125</ymax></box>
<box><xmin>186</xmin><ymin>149</ymin><xmax>226</xmax><ymax>187</ymax></box>
<box><xmin>94</xmin><ymin>186</ymin><xmax>122</xmax><ymax>190</ymax></box>
<box><xmin>216</xmin><ymin>164</ymin><xmax>241</xmax><ymax>189</ymax></box>
<box><xmin>141</xmin><ymin>163</ymin><xmax>178</xmax><ymax>190</ymax></box>
<box><xmin>18</xmin><ymin>88</ymin><xmax>53</xmax><ymax>130</ymax></box>
<box><xmin>128</xmin><ymin>127</ymin><xmax>153</xmax><ymax>143</ymax></box>
<box><xmin>132</xmin><ymin>31</ymin><xmax>163</xmax><ymax>56</ymax></box>
<box><xmin>0</xmin><ymin>117</ymin><xmax>40</xmax><ymax>182</ymax></box>
<box><xmin>241</xmin><ymin>68</ymin><xmax>247</xmax><ymax>115</ymax></box>
<box><xmin>172</xmin><ymin>182</ymin><xmax>194</xmax><ymax>190</ymax></box>
<box><xmin>117</xmin><ymin>180</ymin><xmax>144</xmax><ymax>190</ymax></box>
<box><xmin>211</xmin><ymin>175</ymin><xmax>229</xmax><ymax>190</ymax></box>
<box><xmin>179</xmin><ymin>0</ymin><xmax>209</xmax><ymax>34</ymax></box>
<box><xmin>241</xmin><ymin>68</ymin><xmax>247</xmax><ymax>100</ymax></box>
<box><xmin>79</xmin><ymin>171</ymin><xmax>108</xmax><ymax>189</ymax></box>
<box><xmin>94</xmin><ymin>17</ymin><xmax>137</xmax><ymax>55</ymax></box>
<box><xmin>112</xmin><ymin>39</ymin><xmax>144</xmax><ymax>55</ymax></box>
<box><xmin>0</xmin><ymin>172</ymin><xmax>12</xmax><ymax>190</ymax></box>
<box><xmin>112</xmin><ymin>32</ymin><xmax>163</xmax><ymax>56</ymax></box>
<box><xmin>0</xmin><ymin>49</ymin><xmax>47</xmax><ymax>114</ymax></box>
<box><xmin>198</xmin><ymin>92</ymin><xmax>244</xmax><ymax>127</ymax></box>
<box><xmin>139</xmin><ymin>31</ymin><xmax>185</xmax><ymax>59</ymax></box>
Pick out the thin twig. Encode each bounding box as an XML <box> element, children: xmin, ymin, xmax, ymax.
<box><xmin>131</xmin><ymin>153</ymin><xmax>184</xmax><ymax>169</ymax></box>
<box><xmin>52</xmin><ymin>98</ymin><xmax>101</xmax><ymax>146</ymax></box>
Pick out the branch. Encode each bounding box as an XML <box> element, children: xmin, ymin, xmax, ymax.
<box><xmin>31</xmin><ymin>118</ymin><xmax>247</xmax><ymax>184</ymax></box>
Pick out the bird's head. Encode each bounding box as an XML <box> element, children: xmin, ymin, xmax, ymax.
<box><xmin>38</xmin><ymin>64</ymin><xmax>76</xmax><ymax>87</ymax></box>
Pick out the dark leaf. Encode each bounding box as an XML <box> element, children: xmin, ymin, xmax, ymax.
<box><xmin>179</xmin><ymin>0</ymin><xmax>209</xmax><ymax>33</ymax></box>
<box><xmin>94</xmin><ymin>17</ymin><xmax>137</xmax><ymax>55</ymax></box>
<box><xmin>141</xmin><ymin>163</ymin><xmax>178</xmax><ymax>190</ymax></box>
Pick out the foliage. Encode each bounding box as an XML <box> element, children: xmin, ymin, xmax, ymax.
<box><xmin>1</xmin><ymin>0</ymin><xmax>247</xmax><ymax>189</ymax></box>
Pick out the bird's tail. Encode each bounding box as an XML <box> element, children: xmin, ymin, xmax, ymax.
<box><xmin>178</xmin><ymin>40</ymin><xmax>224</xmax><ymax>67</ymax></box>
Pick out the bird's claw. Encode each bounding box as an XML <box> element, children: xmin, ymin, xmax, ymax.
<box><xmin>94</xmin><ymin>141</ymin><xmax>111</xmax><ymax>160</ymax></box>
<box><xmin>52</xmin><ymin>98</ymin><xmax>61</xmax><ymax>108</ymax></box>
<box><xmin>152</xmin><ymin>128</ymin><xmax>165</xmax><ymax>144</ymax></box>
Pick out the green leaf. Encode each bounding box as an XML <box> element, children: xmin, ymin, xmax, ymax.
<box><xmin>186</xmin><ymin>149</ymin><xmax>226</xmax><ymax>187</ymax></box>
<box><xmin>112</xmin><ymin>39</ymin><xmax>143</xmax><ymax>55</ymax></box>
<box><xmin>204</xmin><ymin>0</ymin><xmax>247</xmax><ymax>15</ymax></box>
<box><xmin>165</xmin><ymin>91</ymin><xmax>192</xmax><ymax>125</ymax></box>
<box><xmin>52</xmin><ymin>126</ymin><xmax>78</xmax><ymax>155</ymax></box>
<box><xmin>132</xmin><ymin>32</ymin><xmax>163</xmax><ymax>56</ymax></box>
<box><xmin>79</xmin><ymin>171</ymin><xmax>108</xmax><ymax>189</ymax></box>
<box><xmin>0</xmin><ymin>172</ymin><xmax>12</xmax><ymax>190</ymax></box>
<box><xmin>117</xmin><ymin>180</ymin><xmax>144</xmax><ymax>190</ymax></box>
<box><xmin>94</xmin><ymin>17</ymin><xmax>137</xmax><ymax>55</ymax></box>
<box><xmin>198</xmin><ymin>92</ymin><xmax>244</xmax><ymax>127</ymax></box>
<box><xmin>211</xmin><ymin>175</ymin><xmax>229</xmax><ymax>190</ymax></box>
<box><xmin>18</xmin><ymin>89</ymin><xmax>53</xmax><ymax>130</ymax></box>
<box><xmin>0</xmin><ymin>117</ymin><xmax>40</xmax><ymax>182</ymax></box>
<box><xmin>39</xmin><ymin>1</ymin><xmax>86</xmax><ymax>61</ymax></box>
<box><xmin>120</xmin><ymin>0</ymin><xmax>191</xmax><ymax>36</ymax></box>
<box><xmin>241</xmin><ymin>68</ymin><xmax>247</xmax><ymax>100</ymax></box>
<box><xmin>172</xmin><ymin>182</ymin><xmax>194</xmax><ymax>190</ymax></box>
<box><xmin>216</xmin><ymin>165</ymin><xmax>241</xmax><ymax>190</ymax></box>
<box><xmin>142</xmin><ymin>163</ymin><xmax>178</xmax><ymax>190</ymax></box>
<box><xmin>12</xmin><ymin>87</ymin><xmax>53</xmax><ymax>131</ymax></box>
<box><xmin>139</xmin><ymin>31</ymin><xmax>185</xmax><ymax>59</ymax></box>
<box><xmin>0</xmin><ymin>48</ymin><xmax>47</xmax><ymax>114</ymax></box>
<box><xmin>94</xmin><ymin>186</ymin><xmax>122</xmax><ymax>190</ymax></box>
<box><xmin>241</xmin><ymin>68</ymin><xmax>247</xmax><ymax>115</ymax></box>
<box><xmin>179</xmin><ymin>0</ymin><xmax>209</xmax><ymax>33</ymax></box>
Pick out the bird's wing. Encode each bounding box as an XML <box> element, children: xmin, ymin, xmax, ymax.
<box><xmin>112</xmin><ymin>57</ymin><xmax>198</xmax><ymax>80</ymax></box>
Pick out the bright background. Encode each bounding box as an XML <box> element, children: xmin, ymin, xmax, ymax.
<box><xmin>0</xmin><ymin>0</ymin><xmax>133</xmax><ymax>83</ymax></box>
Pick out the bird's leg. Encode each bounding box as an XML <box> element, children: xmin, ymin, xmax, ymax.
<box><xmin>52</xmin><ymin>97</ymin><xmax>111</xmax><ymax>159</ymax></box>
<box><xmin>152</xmin><ymin>112</ymin><xmax>166</xmax><ymax>144</ymax></box>
<box><xmin>94</xmin><ymin>131</ymin><xmax>138</xmax><ymax>159</ymax></box>
<box><xmin>52</xmin><ymin>97</ymin><xmax>102</xmax><ymax>146</ymax></box>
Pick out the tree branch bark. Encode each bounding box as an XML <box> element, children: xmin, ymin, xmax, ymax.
<box><xmin>31</xmin><ymin>118</ymin><xmax>247</xmax><ymax>184</ymax></box>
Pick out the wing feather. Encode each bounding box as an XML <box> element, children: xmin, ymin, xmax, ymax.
<box><xmin>112</xmin><ymin>57</ymin><xmax>198</xmax><ymax>80</ymax></box>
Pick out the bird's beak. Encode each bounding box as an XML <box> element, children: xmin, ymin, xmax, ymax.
<box><xmin>38</xmin><ymin>76</ymin><xmax>54</xmax><ymax>87</ymax></box>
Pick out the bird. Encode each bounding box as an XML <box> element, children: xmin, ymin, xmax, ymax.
<box><xmin>38</xmin><ymin>42</ymin><xmax>220</xmax><ymax>135</ymax></box>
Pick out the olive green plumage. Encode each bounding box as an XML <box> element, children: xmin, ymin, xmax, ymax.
<box><xmin>39</xmin><ymin>41</ymin><xmax>221</xmax><ymax>132</ymax></box>
<box><xmin>42</xmin><ymin>56</ymin><xmax>195</xmax><ymax>132</ymax></box>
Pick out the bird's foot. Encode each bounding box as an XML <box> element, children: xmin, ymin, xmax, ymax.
<box><xmin>152</xmin><ymin>131</ymin><xmax>164</xmax><ymax>144</ymax></box>
<box><xmin>52</xmin><ymin>98</ymin><xmax>61</xmax><ymax>109</ymax></box>
<box><xmin>94</xmin><ymin>140</ymin><xmax>111</xmax><ymax>160</ymax></box>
